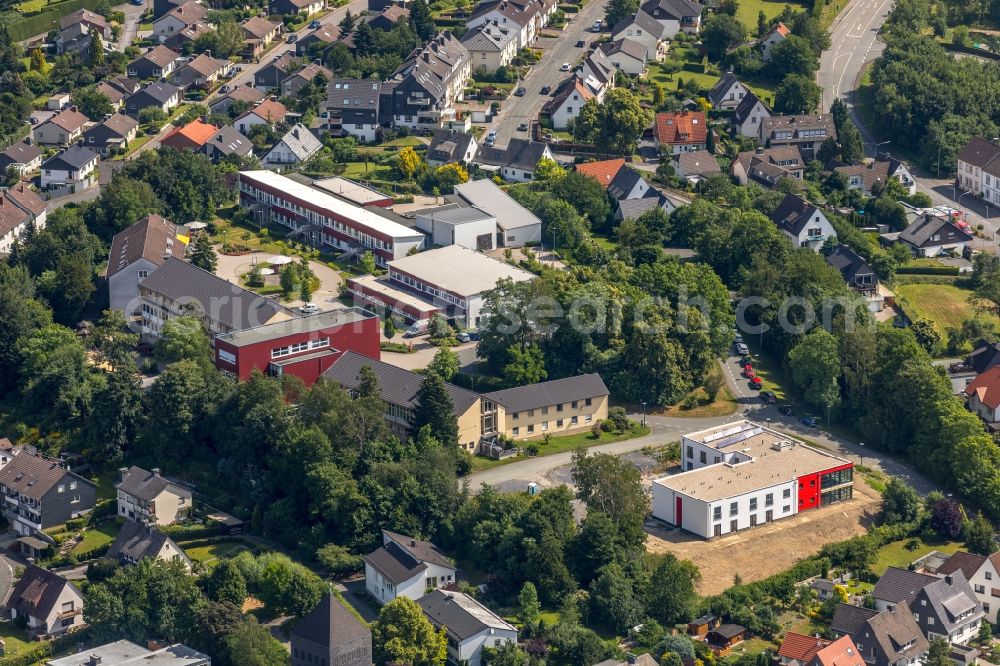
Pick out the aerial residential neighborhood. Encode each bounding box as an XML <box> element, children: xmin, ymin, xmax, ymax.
<box><xmin>1</xmin><ymin>0</ymin><xmax>1000</xmax><ymax>660</ymax></box>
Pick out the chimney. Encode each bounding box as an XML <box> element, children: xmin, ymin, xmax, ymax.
<box><xmin>118</xmin><ymin>467</ymin><xmax>128</xmax><ymax>480</ymax></box>
<box><xmin>292</xmin><ymin>127</ymin><xmax>299</xmax><ymax>139</ymax></box>
<box><xmin>816</xmin><ymin>633</ymin><xmax>821</xmax><ymax>647</ymax></box>
<box><xmin>69</xmin><ymin>105</ymin><xmax>78</xmax><ymax>113</ymax></box>
<box><xmin>945</xmin><ymin>575</ymin><xmax>953</xmax><ymax>585</ymax></box>
<box><xmin>89</xmin><ymin>655</ymin><xmax>102</xmax><ymax>666</ymax></box>
<box><xmin>410</xmin><ymin>539</ymin><xmax>416</xmax><ymax>547</ymax></box>
<box><xmin>204</xmin><ymin>50</ymin><xmax>211</xmax><ymax>57</ymax></box>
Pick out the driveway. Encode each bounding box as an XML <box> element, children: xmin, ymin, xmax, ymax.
<box><xmin>116</xmin><ymin>0</ymin><xmax>147</xmax><ymax>52</ymax></box>
<box><xmin>214</xmin><ymin>250</ymin><xmax>344</xmax><ymax>312</ymax></box>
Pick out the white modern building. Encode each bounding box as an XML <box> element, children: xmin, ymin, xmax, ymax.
<box><xmin>347</xmin><ymin>245</ymin><xmax>534</xmax><ymax>328</ymax></box>
<box><xmin>418</xmin><ymin>590</ymin><xmax>518</xmax><ymax>666</ymax></box>
<box><xmin>414</xmin><ymin>204</ymin><xmax>498</xmax><ymax>250</ymax></box>
<box><xmin>364</xmin><ymin>530</ymin><xmax>457</xmax><ymax>605</ymax></box>
<box><xmin>652</xmin><ymin>421</ymin><xmax>854</xmax><ymax>539</ymax></box>
<box><xmin>238</xmin><ymin>170</ymin><xmax>426</xmax><ymax>266</ymax></box>
<box><xmin>453</xmin><ymin>178</ymin><xmax>542</xmax><ymax>246</ymax></box>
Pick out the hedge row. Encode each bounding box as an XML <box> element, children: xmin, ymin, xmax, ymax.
<box><xmin>682</xmin><ymin>62</ymin><xmax>706</xmax><ymax>74</ymax></box>
<box><xmin>896</xmin><ymin>265</ymin><xmax>961</xmax><ymax>276</ymax></box>
<box><xmin>161</xmin><ymin>521</ymin><xmax>229</xmax><ymax>541</ymax></box>
<box><xmin>0</xmin><ymin>643</ymin><xmax>51</xmax><ymax>666</ymax></box>
<box><xmin>9</xmin><ymin>0</ymin><xmax>106</xmax><ymax>40</ymax></box>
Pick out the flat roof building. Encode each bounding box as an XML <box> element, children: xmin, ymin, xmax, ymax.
<box><xmin>453</xmin><ymin>179</ymin><xmax>542</xmax><ymax>247</ymax></box>
<box><xmin>238</xmin><ymin>170</ymin><xmax>425</xmax><ymax>266</ymax></box>
<box><xmin>347</xmin><ymin>245</ymin><xmax>533</xmax><ymax>329</ymax></box>
<box><xmin>214</xmin><ymin>306</ymin><xmax>380</xmax><ymax>385</ymax></box>
<box><xmin>652</xmin><ymin>421</ymin><xmax>853</xmax><ymax>538</ymax></box>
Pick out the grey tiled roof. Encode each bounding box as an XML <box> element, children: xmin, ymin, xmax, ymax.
<box><xmin>831</xmin><ymin>603</ymin><xmax>879</xmax><ymax>636</ymax></box>
<box><xmin>611</xmin><ymin>9</ymin><xmax>664</xmax><ymax>40</ymax></box>
<box><xmin>608</xmin><ymin>167</ymin><xmax>646</xmax><ymax>201</ymax></box>
<box><xmin>917</xmin><ymin>570</ymin><xmax>980</xmax><ymax>632</ymax></box>
<box><xmin>733</xmin><ymin>90</ymin><xmax>770</xmax><ymax>125</ymax></box>
<box><xmin>116</xmin><ymin>465</ymin><xmax>192</xmax><ymax>501</ymax></box>
<box><xmin>769</xmin><ymin>193</ymin><xmax>821</xmax><ymax>236</ymax></box>
<box><xmin>482</xmin><ymin>373</ymin><xmax>609</xmax><ymax>413</ymax></box>
<box><xmin>384</xmin><ymin>529</ymin><xmax>453</xmax><ymax>569</ymax></box>
<box><xmin>872</xmin><ymin>567</ymin><xmax>937</xmax><ymax>605</ymax></box>
<box><xmin>364</xmin><ymin>541</ymin><xmax>427</xmax><ymax>585</ymax></box>
<box><xmin>708</xmin><ymin>72</ymin><xmax>741</xmax><ymax>107</ymax></box>
<box><xmin>418</xmin><ymin>590</ymin><xmax>516</xmax><ymax>641</ymax></box>
<box><xmin>322</xmin><ymin>351</ymin><xmax>480</xmax><ymax>415</ymax></box>
<box><xmin>9</xmin><ymin>565</ymin><xmax>80</xmax><ymax>622</ymax></box>
<box><xmin>292</xmin><ymin>593</ymin><xmax>371</xmax><ymax>649</ymax></box>
<box><xmin>42</xmin><ymin>146</ymin><xmax>98</xmax><ymax>171</ymax></box>
<box><xmin>898</xmin><ymin>213</ymin><xmax>973</xmax><ymax>249</ymax></box>
<box><xmin>958</xmin><ymin>136</ymin><xmax>1000</xmax><ymax>170</ymax></box>
<box><xmin>107</xmin><ymin>521</ymin><xmax>189</xmax><ymax>565</ymax></box>
<box><xmin>0</xmin><ymin>454</ymin><xmax>92</xmax><ymax>501</ymax></box>
<box><xmin>859</xmin><ymin>608</ymin><xmax>928</xmax><ymax>664</ymax></box>
<box><xmin>138</xmin><ymin>258</ymin><xmax>290</xmax><ymax>331</ymax></box>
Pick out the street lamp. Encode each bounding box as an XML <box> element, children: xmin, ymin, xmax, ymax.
<box><xmin>858</xmin><ymin>442</ymin><xmax>865</xmax><ymax>470</ymax></box>
<box><xmin>641</xmin><ymin>402</ymin><xmax>647</xmax><ymax>427</ymax></box>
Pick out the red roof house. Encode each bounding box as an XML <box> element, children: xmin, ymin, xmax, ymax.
<box><xmin>575</xmin><ymin>158</ymin><xmax>626</xmax><ymax>189</ymax></box>
<box><xmin>161</xmin><ymin>118</ymin><xmax>218</xmax><ymax>151</ymax></box>
<box><xmin>779</xmin><ymin>632</ymin><xmax>832</xmax><ymax>666</ymax></box>
<box><xmin>965</xmin><ymin>364</ymin><xmax>1000</xmax><ymax>430</ymax></box>
<box><xmin>812</xmin><ymin>635</ymin><xmax>864</xmax><ymax>666</ymax></box>
<box><xmin>655</xmin><ymin>110</ymin><xmax>707</xmax><ymax>154</ymax></box>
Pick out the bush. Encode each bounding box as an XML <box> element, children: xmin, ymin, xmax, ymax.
<box><xmin>161</xmin><ymin>521</ymin><xmax>228</xmax><ymax>541</ymax></box>
<box><xmin>682</xmin><ymin>61</ymin><xmax>706</xmax><ymax>73</ymax></box>
<box><xmin>526</xmin><ymin>443</ymin><xmax>540</xmax><ymax>456</ymax></box>
<box><xmin>0</xmin><ymin>643</ymin><xmax>52</xmax><ymax>666</ymax></box>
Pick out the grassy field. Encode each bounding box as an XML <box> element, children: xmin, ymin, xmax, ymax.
<box><xmin>469</xmin><ymin>425</ymin><xmax>651</xmax><ymax>472</ymax></box>
<box><xmin>0</xmin><ymin>624</ymin><xmax>34</xmax><ymax>658</ymax></box>
<box><xmin>734</xmin><ymin>0</ymin><xmax>809</xmax><ymax>34</ymax></box>
<box><xmin>71</xmin><ymin>521</ymin><xmax>120</xmax><ymax>554</ymax></box>
<box><xmin>184</xmin><ymin>540</ymin><xmax>251</xmax><ymax>566</ymax></box>
<box><xmin>658</xmin><ymin>383</ymin><xmax>739</xmax><ymax>418</ymax></box>
<box><xmin>341</xmin><ymin>162</ymin><xmax>392</xmax><ymax>180</ymax></box>
<box><xmin>895</xmin><ymin>283</ymin><xmax>998</xmax><ymax>336</ymax></box>
<box><xmin>646</xmin><ymin>62</ymin><xmax>777</xmax><ymax>105</ymax></box>
<box><xmin>872</xmin><ymin>537</ymin><xmax>963</xmax><ymax>575</ymax></box>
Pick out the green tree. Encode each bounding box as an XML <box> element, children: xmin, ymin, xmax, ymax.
<box><xmin>605</xmin><ymin>0</ymin><xmax>639</xmax><ymax>29</ymax></box>
<box><xmin>225</xmin><ymin>621</ymin><xmax>291</xmax><ymax>666</ymax></box>
<box><xmin>768</xmin><ymin>35</ymin><xmax>820</xmax><ymax>77</ymax></box>
<box><xmin>29</xmin><ymin>46</ymin><xmax>45</xmax><ymax>71</ymax></box>
<box><xmin>701</xmin><ymin>14</ymin><xmax>746</xmax><ymax>61</ymax></box>
<box><xmin>72</xmin><ymin>86</ymin><xmax>114</xmax><ymax>121</ymax></box>
<box><xmin>535</xmin><ymin>157</ymin><xmax>565</xmax><ymax>184</ymax></box>
<box><xmin>503</xmin><ymin>344</ymin><xmax>547</xmax><ymax>385</ymax></box>
<box><xmin>412</xmin><ymin>373</ymin><xmax>459</xmax><ymax>445</ymax></box>
<box><xmin>542</xmin><ymin>198</ymin><xmax>590</xmax><ymax>250</ymax></box>
<box><xmin>571</xmin><ymin>450</ymin><xmax>648</xmax><ymax>551</ymax></box>
<box><xmin>910</xmin><ymin>318</ymin><xmax>941</xmax><ymax>354</ymax></box>
<box><xmin>839</xmin><ymin>119</ymin><xmax>865</xmax><ymax>164</ymax></box>
<box><xmin>315</xmin><ymin>543</ymin><xmax>363</xmax><ymax>578</ymax></box>
<box><xmin>518</xmin><ymin>582</ymin><xmax>540</xmax><ymax>626</ymax></box>
<box><xmin>409</xmin><ymin>0</ymin><xmax>435</xmax><ymax>40</ymax></box>
<box><xmin>384</xmin><ymin>315</ymin><xmax>398</xmax><ymax>339</ymax></box>
<box><xmin>589</xmin><ymin>562</ymin><xmax>642</xmax><ymax>633</ymax></box>
<box><xmin>965</xmin><ymin>512</ymin><xmax>995</xmax><ymax>556</ymax></box>
<box><xmin>204</xmin><ymin>560</ymin><xmax>248</xmax><ymax>606</ymax></box>
<box><xmin>433</xmin><ymin>162</ymin><xmax>468</xmax><ymax>193</ymax></box>
<box><xmin>280</xmin><ymin>263</ymin><xmax>299</xmax><ymax>299</ymax></box>
<box><xmin>788</xmin><ymin>328</ymin><xmax>841</xmax><ymax>417</ymax></box>
<box><xmin>360</xmin><ymin>250</ymin><xmax>377</xmax><ymax>275</ymax></box>
<box><xmin>300</xmin><ymin>276</ymin><xmax>314</xmax><ymax>304</ymax></box>
<box><xmin>757</xmin><ymin>10</ymin><xmax>768</xmax><ymax>37</ymax></box>
<box><xmin>881</xmin><ymin>477</ymin><xmax>920</xmax><ymax>524</ymax></box>
<box><xmin>155</xmin><ymin>315</ymin><xmax>213</xmax><ymax>367</ymax></box>
<box><xmin>17</xmin><ymin>323</ymin><xmax>94</xmax><ymax>426</ymax></box>
<box><xmin>483</xmin><ymin>643</ymin><xmax>529</xmax><ymax>666</ymax></box>
<box><xmin>90</xmin><ymin>32</ymin><xmax>105</xmax><ymax>66</ymax></box>
<box><xmin>574</xmin><ymin>88</ymin><xmax>651</xmax><ymax>155</ymax></box>
<box><xmin>189</xmin><ymin>233</ymin><xmax>218</xmax><ymax>272</ymax></box>
<box><xmin>372</xmin><ymin>596</ymin><xmax>448</xmax><ymax>666</ymax></box>
<box><xmin>926</xmin><ymin>638</ymin><xmax>952</xmax><ymax>666</ymax></box>
<box><xmin>866</xmin><ymin>195</ymin><xmax>908</xmax><ymax>231</ymax></box>
<box><xmin>426</xmin><ymin>347</ymin><xmax>460</xmax><ymax>381</ymax></box>
<box><xmin>774</xmin><ymin>74</ymin><xmax>822</xmax><ymax>114</ymax></box>
<box><xmin>551</xmin><ymin>170</ymin><xmax>612</xmax><ymax>229</ymax></box>
<box><xmin>646</xmin><ymin>553</ymin><xmax>701</xmax><ymax>625</ymax></box>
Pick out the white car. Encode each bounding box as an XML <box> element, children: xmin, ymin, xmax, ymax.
<box><xmin>298</xmin><ymin>303</ymin><xmax>320</xmax><ymax>314</ymax></box>
<box><xmin>560</xmin><ymin>62</ymin><xmax>571</xmax><ymax>71</ymax></box>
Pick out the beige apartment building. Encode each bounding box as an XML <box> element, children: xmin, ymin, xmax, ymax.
<box><xmin>324</xmin><ymin>354</ymin><xmax>611</xmax><ymax>449</ymax></box>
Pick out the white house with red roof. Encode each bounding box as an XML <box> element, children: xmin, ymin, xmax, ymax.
<box><xmin>813</xmin><ymin>635</ymin><xmax>864</xmax><ymax>666</ymax></box>
<box><xmin>654</xmin><ymin>110</ymin><xmax>707</xmax><ymax>154</ymax></box>
<box><xmin>759</xmin><ymin>22</ymin><xmax>790</xmax><ymax>60</ymax></box>
<box><xmin>965</xmin><ymin>365</ymin><xmax>1000</xmax><ymax>430</ymax></box>
<box><xmin>545</xmin><ymin>78</ymin><xmax>594</xmax><ymax>130</ymax></box>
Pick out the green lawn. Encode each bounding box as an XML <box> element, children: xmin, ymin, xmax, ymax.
<box><xmin>469</xmin><ymin>425</ymin><xmax>651</xmax><ymax>472</ymax></box>
<box><xmin>122</xmin><ymin>134</ymin><xmax>153</xmax><ymax>158</ymax></box>
<box><xmin>380</xmin><ymin>136</ymin><xmax>426</xmax><ymax>147</ymax></box>
<box><xmin>872</xmin><ymin>537</ymin><xmax>963</xmax><ymax>575</ymax></box>
<box><xmin>646</xmin><ymin>62</ymin><xmax>777</xmax><ymax>105</ymax></box>
<box><xmin>734</xmin><ymin>0</ymin><xmax>809</xmax><ymax>34</ymax></box>
<box><xmin>71</xmin><ymin>521</ymin><xmax>120</xmax><ymax>555</ymax></box>
<box><xmin>183</xmin><ymin>540</ymin><xmax>251</xmax><ymax>566</ymax></box>
<box><xmin>341</xmin><ymin>162</ymin><xmax>392</xmax><ymax>180</ymax></box>
<box><xmin>0</xmin><ymin>624</ymin><xmax>35</xmax><ymax>658</ymax></box>
<box><xmin>895</xmin><ymin>283</ymin><xmax>998</xmax><ymax>337</ymax></box>
<box><xmin>91</xmin><ymin>470</ymin><xmax>118</xmax><ymax>501</ymax></box>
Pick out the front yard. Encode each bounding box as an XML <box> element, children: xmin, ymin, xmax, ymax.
<box><xmin>469</xmin><ymin>424</ymin><xmax>651</xmax><ymax>472</ymax></box>
<box><xmin>183</xmin><ymin>539</ymin><xmax>254</xmax><ymax>567</ymax></box>
<box><xmin>872</xmin><ymin>536</ymin><xmax>963</xmax><ymax>575</ymax></box>
<box><xmin>70</xmin><ymin>520</ymin><xmax>120</xmax><ymax>555</ymax></box>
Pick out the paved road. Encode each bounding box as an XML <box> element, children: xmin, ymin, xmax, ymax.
<box><xmin>486</xmin><ymin>2</ymin><xmax>609</xmax><ymax>148</ymax></box>
<box><xmin>467</xmin><ymin>356</ymin><xmax>940</xmax><ymax>496</ymax></box>
<box><xmin>817</xmin><ymin>0</ymin><xmax>893</xmax><ymax>113</ymax></box>
<box><xmin>116</xmin><ymin>0</ymin><xmax>147</xmax><ymax>52</ymax></box>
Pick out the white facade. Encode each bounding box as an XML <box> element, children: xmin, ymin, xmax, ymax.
<box><xmin>40</xmin><ymin>153</ymin><xmax>98</xmax><ymax>190</ymax></box>
<box><xmin>784</xmin><ymin>210</ymin><xmax>836</xmax><ymax>251</ymax></box>
<box><xmin>453</xmin><ymin>626</ymin><xmax>519</xmax><ymax>666</ymax></box>
<box><xmin>604</xmin><ymin>48</ymin><xmax>646</xmax><ymax>75</ymax></box>
<box><xmin>415</xmin><ymin>210</ymin><xmax>497</xmax><ymax>250</ymax></box>
<box><xmin>551</xmin><ymin>86</ymin><xmax>591</xmax><ymax>130</ymax></box>
<box><xmin>712</xmin><ymin>79</ymin><xmax>748</xmax><ymax>110</ymax></box>
<box><xmin>960</xmin><ymin>558</ymin><xmax>1000</xmax><ymax>625</ymax></box>
<box><xmin>498</xmin><ymin>221</ymin><xmax>541</xmax><ymax>247</ymax></box>
<box><xmin>0</xmin><ymin>208</ymin><xmax>46</xmax><ymax>255</ymax></box>
<box><xmin>968</xmin><ymin>391</ymin><xmax>1000</xmax><ymax>426</ymax></box>
<box><xmin>466</xmin><ymin>12</ymin><xmax>533</xmax><ymax>50</ymax></box>
<box><xmin>652</xmin><ymin>476</ymin><xmax>798</xmax><ymax>539</ymax></box>
<box><xmin>736</xmin><ymin>98</ymin><xmax>772</xmax><ymax>137</ymax></box>
<box><xmin>759</xmin><ymin>26</ymin><xmax>788</xmax><ymax>60</ymax></box>
<box><xmin>611</xmin><ymin>20</ymin><xmax>660</xmax><ymax>56</ymax></box>
<box><xmin>153</xmin><ymin>14</ymin><xmax>189</xmax><ymax>41</ymax></box>
<box><xmin>364</xmin><ymin>563</ymin><xmax>426</xmax><ymax>605</ymax></box>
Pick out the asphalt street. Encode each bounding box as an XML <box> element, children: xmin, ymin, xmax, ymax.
<box><xmin>486</xmin><ymin>2</ymin><xmax>610</xmax><ymax>148</ymax></box>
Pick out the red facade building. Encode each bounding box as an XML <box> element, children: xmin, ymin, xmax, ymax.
<box><xmin>213</xmin><ymin>307</ymin><xmax>380</xmax><ymax>385</ymax></box>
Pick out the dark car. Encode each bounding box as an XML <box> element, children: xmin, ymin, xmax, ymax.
<box><xmin>779</xmin><ymin>404</ymin><xmax>793</xmax><ymax>416</ymax></box>
<box><xmin>540</xmin><ymin>85</ymin><xmax>551</xmax><ymax>95</ymax></box>
<box><xmin>515</xmin><ymin>86</ymin><xmax>526</xmax><ymax>96</ymax></box>
<box><xmin>518</xmin><ymin>123</ymin><xmax>529</xmax><ymax>131</ymax></box>
<box><xmin>800</xmin><ymin>415</ymin><xmax>817</xmax><ymax>427</ymax></box>
<box><xmin>748</xmin><ymin>377</ymin><xmax>762</xmax><ymax>390</ymax></box>
<box><xmin>738</xmin><ymin>356</ymin><xmax>752</xmax><ymax>368</ymax></box>
<box><xmin>576</xmin><ymin>39</ymin><xmax>586</xmax><ymax>47</ymax></box>
<box><xmin>761</xmin><ymin>391</ymin><xmax>777</xmax><ymax>404</ymax></box>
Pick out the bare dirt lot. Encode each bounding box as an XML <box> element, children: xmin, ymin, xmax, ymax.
<box><xmin>645</xmin><ymin>478</ymin><xmax>881</xmax><ymax>595</ymax></box>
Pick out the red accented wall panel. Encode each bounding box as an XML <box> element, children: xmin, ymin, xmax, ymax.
<box><xmin>797</xmin><ymin>462</ymin><xmax>854</xmax><ymax>513</ymax></box>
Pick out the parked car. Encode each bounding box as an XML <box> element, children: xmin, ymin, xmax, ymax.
<box><xmin>309</xmin><ymin>18</ymin><xmax>321</xmax><ymax>28</ymax></box>
<box><xmin>738</xmin><ymin>356</ymin><xmax>752</xmax><ymax>367</ymax></box>
<box><xmin>403</xmin><ymin>319</ymin><xmax>430</xmax><ymax>338</ymax></box>
<box><xmin>760</xmin><ymin>391</ymin><xmax>777</xmax><ymax>404</ymax></box>
<box><xmin>742</xmin><ymin>365</ymin><xmax>754</xmax><ymax>379</ymax></box>
<box><xmin>514</xmin><ymin>86</ymin><xmax>526</xmax><ymax>96</ymax></box>
<box><xmin>518</xmin><ymin>123</ymin><xmax>528</xmax><ymax>131</ymax></box>
<box><xmin>800</xmin><ymin>415</ymin><xmax>817</xmax><ymax>427</ymax></box>
<box><xmin>576</xmin><ymin>39</ymin><xmax>585</xmax><ymax>47</ymax></box>
<box><xmin>748</xmin><ymin>377</ymin><xmax>762</xmax><ymax>390</ymax></box>
<box><xmin>540</xmin><ymin>85</ymin><xmax>551</xmax><ymax>94</ymax></box>
<box><xmin>286</xmin><ymin>33</ymin><xmax>298</xmax><ymax>43</ymax></box>
<box><xmin>298</xmin><ymin>302</ymin><xmax>319</xmax><ymax>314</ymax></box>
<box><xmin>734</xmin><ymin>333</ymin><xmax>744</xmax><ymax>344</ymax></box>
<box><xmin>560</xmin><ymin>62</ymin><xmax>571</xmax><ymax>71</ymax></box>
<box><xmin>779</xmin><ymin>404</ymin><xmax>793</xmax><ymax>416</ymax></box>
<box><xmin>592</xmin><ymin>19</ymin><xmax>602</xmax><ymax>31</ymax></box>
<box><xmin>458</xmin><ymin>330</ymin><xmax>481</xmax><ymax>343</ymax></box>
<box><xmin>735</xmin><ymin>342</ymin><xmax>749</xmax><ymax>356</ymax></box>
